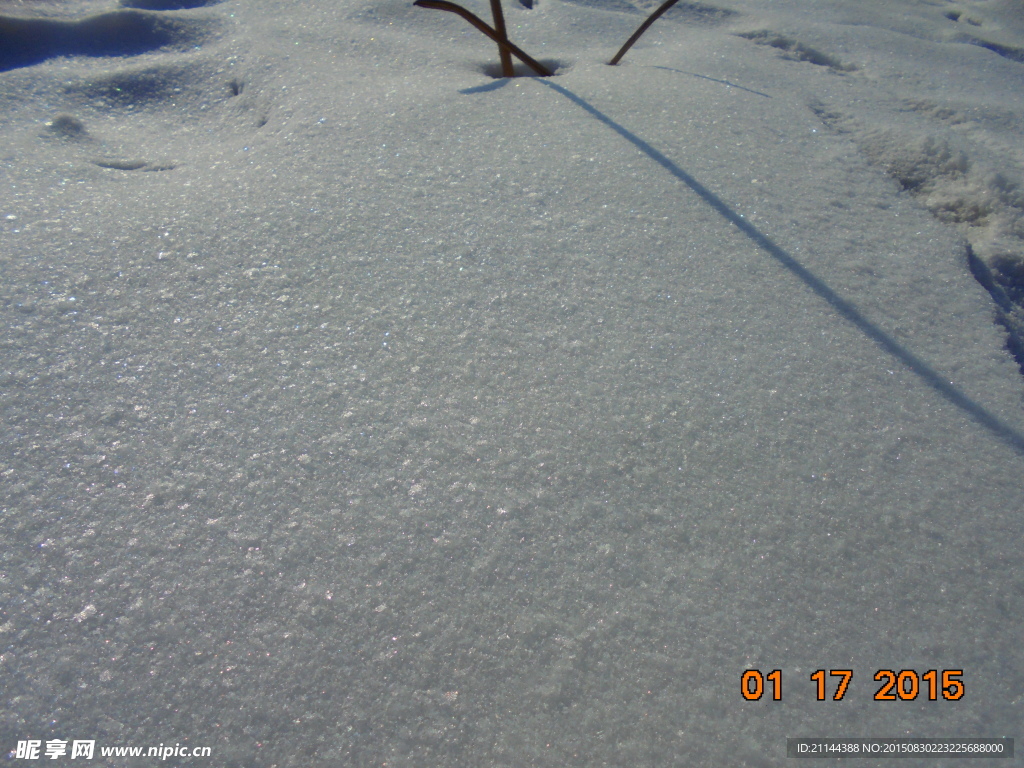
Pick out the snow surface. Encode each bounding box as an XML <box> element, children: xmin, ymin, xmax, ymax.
<box><xmin>1</xmin><ymin>0</ymin><xmax>1023</xmax><ymax>764</ymax></box>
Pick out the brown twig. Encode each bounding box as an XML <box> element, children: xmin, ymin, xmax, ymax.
<box><xmin>489</xmin><ymin>0</ymin><xmax>514</xmax><ymax>77</ymax></box>
<box><xmin>608</xmin><ymin>0</ymin><xmax>681</xmax><ymax>65</ymax></box>
<box><xmin>414</xmin><ymin>0</ymin><xmax>553</xmax><ymax>77</ymax></box>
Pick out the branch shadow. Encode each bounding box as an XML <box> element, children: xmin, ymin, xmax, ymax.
<box><xmin>650</xmin><ymin>66</ymin><xmax>771</xmax><ymax>98</ymax></box>
<box><xmin>461</xmin><ymin>79</ymin><xmax>511</xmax><ymax>95</ymax></box>
<box><xmin>537</xmin><ymin>78</ymin><xmax>1024</xmax><ymax>455</ymax></box>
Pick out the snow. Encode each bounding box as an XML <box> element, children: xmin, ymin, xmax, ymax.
<box><xmin>1</xmin><ymin>0</ymin><xmax>1023</xmax><ymax>764</ymax></box>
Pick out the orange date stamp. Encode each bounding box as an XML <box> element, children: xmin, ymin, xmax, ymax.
<box><xmin>741</xmin><ymin>669</ymin><xmax>965</xmax><ymax>701</ymax></box>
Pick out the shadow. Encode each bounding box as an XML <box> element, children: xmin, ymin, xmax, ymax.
<box><xmin>537</xmin><ymin>78</ymin><xmax>1024</xmax><ymax>455</ymax></box>
<box><xmin>480</xmin><ymin>58</ymin><xmax>565</xmax><ymax>79</ymax></box>
<box><xmin>968</xmin><ymin>246</ymin><xmax>1024</xmax><ymax>375</ymax></box>
<box><xmin>0</xmin><ymin>11</ymin><xmax>211</xmax><ymax>72</ymax></box>
<box><xmin>651</xmin><ymin>66</ymin><xmax>771</xmax><ymax>98</ymax></box>
<box><xmin>120</xmin><ymin>0</ymin><xmax>222</xmax><ymax>8</ymax></box>
<box><xmin>460</xmin><ymin>65</ymin><xmax>564</xmax><ymax>94</ymax></box>
<box><xmin>460</xmin><ymin>79</ymin><xmax>512</xmax><ymax>95</ymax></box>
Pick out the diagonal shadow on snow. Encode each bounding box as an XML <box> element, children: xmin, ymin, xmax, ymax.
<box><xmin>651</xmin><ymin>66</ymin><xmax>771</xmax><ymax>98</ymax></box>
<box><xmin>460</xmin><ymin>79</ymin><xmax>510</xmax><ymax>95</ymax></box>
<box><xmin>537</xmin><ymin>78</ymin><xmax>1024</xmax><ymax>455</ymax></box>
